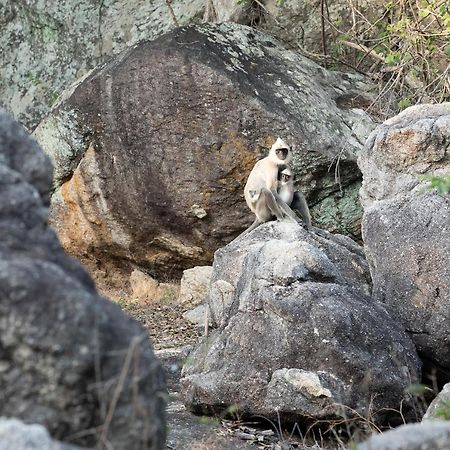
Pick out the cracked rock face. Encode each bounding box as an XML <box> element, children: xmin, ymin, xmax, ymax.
<box><xmin>35</xmin><ymin>23</ymin><xmax>375</xmax><ymax>278</ymax></box>
<box><xmin>180</xmin><ymin>221</ymin><xmax>420</xmax><ymax>423</ymax></box>
<box><xmin>0</xmin><ymin>111</ymin><xmax>166</xmax><ymax>449</ymax></box>
<box><xmin>358</xmin><ymin>104</ymin><xmax>450</xmax><ymax>374</ymax></box>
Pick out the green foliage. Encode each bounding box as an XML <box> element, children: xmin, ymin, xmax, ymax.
<box><xmin>226</xmin><ymin>404</ymin><xmax>238</xmax><ymax>415</ymax></box>
<box><xmin>47</xmin><ymin>91</ymin><xmax>59</xmax><ymax>106</ymax></box>
<box><xmin>421</xmin><ymin>174</ymin><xmax>450</xmax><ymax>196</ymax></box>
<box><xmin>25</xmin><ymin>71</ymin><xmax>42</xmax><ymax>86</ymax></box>
<box><xmin>324</xmin><ymin>0</ymin><xmax>450</xmax><ymax>111</ymax></box>
<box><xmin>397</xmin><ymin>97</ymin><xmax>412</xmax><ymax>110</ymax></box>
<box><xmin>199</xmin><ymin>416</ymin><xmax>220</xmax><ymax>425</ymax></box>
<box><xmin>405</xmin><ymin>383</ymin><xmax>429</xmax><ymax>396</ymax></box>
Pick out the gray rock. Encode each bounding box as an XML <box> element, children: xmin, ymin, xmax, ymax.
<box><xmin>0</xmin><ymin>110</ymin><xmax>166</xmax><ymax>449</ymax></box>
<box><xmin>178</xmin><ymin>266</ymin><xmax>213</xmax><ymax>307</ymax></box>
<box><xmin>423</xmin><ymin>383</ymin><xmax>450</xmax><ymax>421</ymax></box>
<box><xmin>356</xmin><ymin>421</ymin><xmax>450</xmax><ymax>450</ymax></box>
<box><xmin>0</xmin><ymin>418</ymin><xmax>84</xmax><ymax>450</ymax></box>
<box><xmin>210</xmin><ymin>0</ymin><xmax>385</xmax><ymax>61</ymax></box>
<box><xmin>358</xmin><ymin>104</ymin><xmax>450</xmax><ymax>372</ymax></box>
<box><xmin>180</xmin><ymin>221</ymin><xmax>420</xmax><ymax>423</ymax></box>
<box><xmin>1</xmin><ymin>0</ymin><xmax>205</xmax><ymax>130</ymax></box>
<box><xmin>34</xmin><ymin>23</ymin><xmax>375</xmax><ymax>278</ymax></box>
<box><xmin>183</xmin><ymin>305</ymin><xmax>207</xmax><ymax>328</ymax></box>
<box><xmin>207</xmin><ymin>0</ymin><xmax>257</xmax><ymax>23</ymax></box>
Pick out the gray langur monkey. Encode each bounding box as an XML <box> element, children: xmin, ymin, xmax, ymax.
<box><xmin>277</xmin><ymin>166</ymin><xmax>312</xmax><ymax>229</ymax></box>
<box><xmin>240</xmin><ymin>138</ymin><xmax>301</xmax><ymax>237</ymax></box>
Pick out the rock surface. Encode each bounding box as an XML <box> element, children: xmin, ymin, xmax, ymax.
<box><xmin>0</xmin><ymin>419</ymin><xmax>85</xmax><ymax>450</ymax></box>
<box><xmin>0</xmin><ymin>0</ymin><xmax>205</xmax><ymax>130</ymax></box>
<box><xmin>356</xmin><ymin>421</ymin><xmax>450</xmax><ymax>450</ymax></box>
<box><xmin>358</xmin><ymin>104</ymin><xmax>450</xmax><ymax>373</ymax></box>
<box><xmin>210</xmin><ymin>0</ymin><xmax>385</xmax><ymax>59</ymax></box>
<box><xmin>423</xmin><ymin>382</ymin><xmax>450</xmax><ymax>421</ymax></box>
<box><xmin>35</xmin><ymin>23</ymin><xmax>375</xmax><ymax>278</ymax></box>
<box><xmin>180</xmin><ymin>220</ymin><xmax>420</xmax><ymax>423</ymax></box>
<box><xmin>178</xmin><ymin>266</ymin><xmax>213</xmax><ymax>307</ymax></box>
<box><xmin>0</xmin><ymin>110</ymin><xmax>166</xmax><ymax>449</ymax></box>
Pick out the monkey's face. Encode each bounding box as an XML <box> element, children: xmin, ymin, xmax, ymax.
<box><xmin>280</xmin><ymin>173</ymin><xmax>291</xmax><ymax>183</ymax></box>
<box><xmin>275</xmin><ymin>148</ymin><xmax>289</xmax><ymax>160</ymax></box>
<box><xmin>270</xmin><ymin>138</ymin><xmax>292</xmax><ymax>164</ymax></box>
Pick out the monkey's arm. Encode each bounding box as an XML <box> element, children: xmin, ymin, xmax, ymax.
<box><xmin>291</xmin><ymin>191</ymin><xmax>312</xmax><ymax>229</ymax></box>
<box><xmin>272</xmin><ymin>190</ymin><xmax>301</xmax><ymax>223</ymax></box>
<box><xmin>265</xmin><ymin>163</ymin><xmax>280</xmax><ymax>193</ymax></box>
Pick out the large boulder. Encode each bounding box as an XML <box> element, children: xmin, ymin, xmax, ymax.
<box><xmin>0</xmin><ymin>111</ymin><xmax>166</xmax><ymax>449</ymax></box>
<box><xmin>35</xmin><ymin>23</ymin><xmax>375</xmax><ymax>279</ymax></box>
<box><xmin>180</xmin><ymin>221</ymin><xmax>420</xmax><ymax>423</ymax></box>
<box><xmin>358</xmin><ymin>104</ymin><xmax>450</xmax><ymax>374</ymax></box>
<box><xmin>0</xmin><ymin>0</ymin><xmax>205</xmax><ymax>130</ymax></box>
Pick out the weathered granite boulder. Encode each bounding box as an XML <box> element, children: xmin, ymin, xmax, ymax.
<box><xmin>0</xmin><ymin>419</ymin><xmax>85</xmax><ymax>450</ymax></box>
<box><xmin>0</xmin><ymin>111</ymin><xmax>166</xmax><ymax>449</ymax></box>
<box><xmin>423</xmin><ymin>382</ymin><xmax>450</xmax><ymax>421</ymax></box>
<box><xmin>0</xmin><ymin>0</ymin><xmax>205</xmax><ymax>130</ymax></box>
<box><xmin>180</xmin><ymin>221</ymin><xmax>420</xmax><ymax>423</ymax></box>
<box><xmin>35</xmin><ymin>23</ymin><xmax>375</xmax><ymax>278</ymax></box>
<box><xmin>356</xmin><ymin>421</ymin><xmax>450</xmax><ymax>450</ymax></box>
<box><xmin>358</xmin><ymin>104</ymin><xmax>450</xmax><ymax>373</ymax></box>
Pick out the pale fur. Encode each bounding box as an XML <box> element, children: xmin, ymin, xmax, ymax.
<box><xmin>278</xmin><ymin>167</ymin><xmax>295</xmax><ymax>205</ymax></box>
<box><xmin>244</xmin><ymin>137</ymin><xmax>291</xmax><ymax>212</ymax></box>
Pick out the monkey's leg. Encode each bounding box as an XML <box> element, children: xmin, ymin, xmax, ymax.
<box><xmin>272</xmin><ymin>191</ymin><xmax>302</xmax><ymax>223</ymax></box>
<box><xmin>260</xmin><ymin>188</ymin><xmax>286</xmax><ymax>220</ymax></box>
<box><xmin>291</xmin><ymin>191</ymin><xmax>312</xmax><ymax>229</ymax></box>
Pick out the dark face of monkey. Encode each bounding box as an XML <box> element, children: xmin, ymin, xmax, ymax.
<box><xmin>280</xmin><ymin>173</ymin><xmax>291</xmax><ymax>183</ymax></box>
<box><xmin>275</xmin><ymin>148</ymin><xmax>289</xmax><ymax>160</ymax></box>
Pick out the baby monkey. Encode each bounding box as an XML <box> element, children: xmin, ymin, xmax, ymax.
<box><xmin>277</xmin><ymin>166</ymin><xmax>312</xmax><ymax>229</ymax></box>
<box><xmin>241</xmin><ymin>138</ymin><xmax>301</xmax><ymax>237</ymax></box>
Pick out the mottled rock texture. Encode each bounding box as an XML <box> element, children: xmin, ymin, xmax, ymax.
<box><xmin>0</xmin><ymin>419</ymin><xmax>85</xmax><ymax>450</ymax></box>
<box><xmin>0</xmin><ymin>110</ymin><xmax>166</xmax><ymax>449</ymax></box>
<box><xmin>178</xmin><ymin>266</ymin><xmax>213</xmax><ymax>307</ymax></box>
<box><xmin>423</xmin><ymin>382</ymin><xmax>450</xmax><ymax>421</ymax></box>
<box><xmin>356</xmin><ymin>421</ymin><xmax>450</xmax><ymax>450</ymax></box>
<box><xmin>35</xmin><ymin>23</ymin><xmax>375</xmax><ymax>278</ymax></box>
<box><xmin>180</xmin><ymin>221</ymin><xmax>420</xmax><ymax>423</ymax></box>
<box><xmin>0</xmin><ymin>0</ymin><xmax>204</xmax><ymax>130</ymax></box>
<box><xmin>210</xmin><ymin>0</ymin><xmax>384</xmax><ymax>57</ymax></box>
<box><xmin>359</xmin><ymin>104</ymin><xmax>450</xmax><ymax>374</ymax></box>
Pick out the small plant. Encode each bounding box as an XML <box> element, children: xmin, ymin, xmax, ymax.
<box><xmin>421</xmin><ymin>173</ymin><xmax>450</xmax><ymax>196</ymax></box>
<box><xmin>243</xmin><ymin>0</ymin><xmax>450</xmax><ymax>113</ymax></box>
<box><xmin>433</xmin><ymin>397</ymin><xmax>450</xmax><ymax>420</ymax></box>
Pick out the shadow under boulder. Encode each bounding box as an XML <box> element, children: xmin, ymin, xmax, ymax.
<box><xmin>0</xmin><ymin>110</ymin><xmax>166</xmax><ymax>449</ymax></box>
<box><xmin>180</xmin><ymin>221</ymin><xmax>421</xmax><ymax>424</ymax></box>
